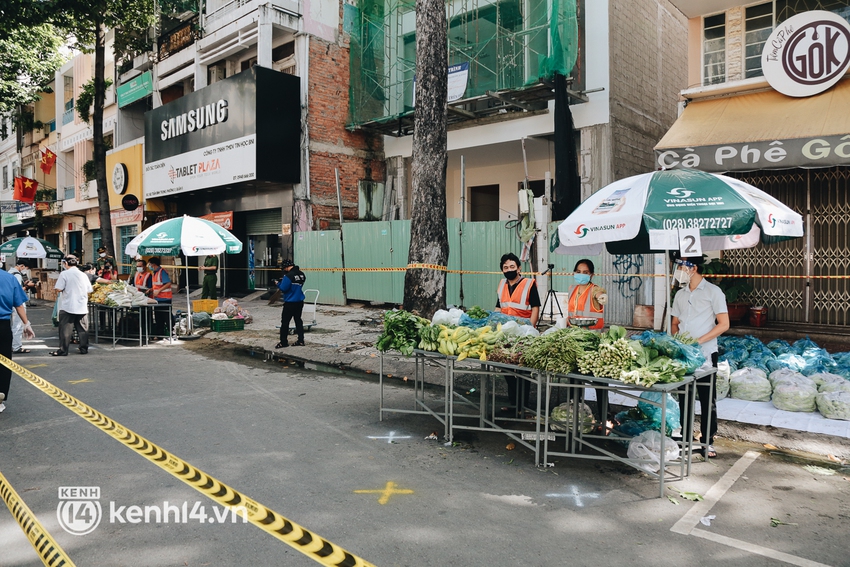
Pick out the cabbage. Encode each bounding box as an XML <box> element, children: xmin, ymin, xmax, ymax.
<box><xmin>549</xmin><ymin>402</ymin><xmax>594</xmax><ymax>433</ymax></box>
<box><xmin>730</xmin><ymin>368</ymin><xmax>772</xmax><ymax>402</ymax></box>
<box><xmin>771</xmin><ymin>383</ymin><xmax>817</xmax><ymax>412</ymax></box>
<box><xmin>815</xmin><ymin>391</ymin><xmax>850</xmax><ymax>421</ymax></box>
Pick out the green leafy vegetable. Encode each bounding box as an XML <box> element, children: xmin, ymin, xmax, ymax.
<box><xmin>466</xmin><ymin>305</ymin><xmax>489</xmax><ymax>319</ymax></box>
<box><xmin>375</xmin><ymin>310</ymin><xmax>430</xmax><ymax>356</ymax></box>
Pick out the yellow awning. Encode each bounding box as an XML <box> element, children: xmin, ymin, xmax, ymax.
<box><xmin>654</xmin><ymin>79</ymin><xmax>850</xmax><ymax>171</ymax></box>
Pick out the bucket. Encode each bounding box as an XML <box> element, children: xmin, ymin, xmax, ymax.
<box><xmin>749</xmin><ymin>306</ymin><xmax>767</xmax><ymax>327</ymax></box>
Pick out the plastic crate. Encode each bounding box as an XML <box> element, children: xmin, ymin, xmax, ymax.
<box><xmin>193</xmin><ymin>299</ymin><xmax>219</xmax><ymax>314</ymax></box>
<box><xmin>210</xmin><ymin>318</ymin><xmax>245</xmax><ymax>332</ymax></box>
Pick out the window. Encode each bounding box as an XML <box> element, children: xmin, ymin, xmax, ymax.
<box><xmin>91</xmin><ymin>230</ymin><xmax>101</xmax><ymax>261</ymax></box>
<box><xmin>745</xmin><ymin>3</ymin><xmax>773</xmax><ymax>78</ymax></box>
<box><xmin>119</xmin><ymin>226</ymin><xmax>138</xmax><ymax>275</ymax></box>
<box><xmin>777</xmin><ymin>0</ymin><xmax>850</xmax><ymax>23</ymax></box>
<box><xmin>703</xmin><ymin>13</ymin><xmax>726</xmax><ymax>85</ymax></box>
<box><xmin>469</xmin><ymin>184</ymin><xmax>500</xmax><ymax>221</ymax></box>
<box><xmin>2</xmin><ymin>166</ymin><xmax>7</xmax><ymax>191</ymax></box>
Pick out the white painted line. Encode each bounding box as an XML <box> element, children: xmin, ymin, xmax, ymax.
<box><xmin>671</xmin><ymin>450</ymin><xmax>760</xmax><ymax>535</ymax></box>
<box><xmin>690</xmin><ymin>529</ymin><xmax>833</xmax><ymax>567</ymax></box>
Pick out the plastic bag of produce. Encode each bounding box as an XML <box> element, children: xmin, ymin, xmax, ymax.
<box><xmin>768</xmin><ymin>368</ymin><xmax>810</xmax><ymax>387</ymax></box>
<box><xmin>192</xmin><ymin>311</ymin><xmax>211</xmax><ymax>328</ymax></box>
<box><xmin>500</xmin><ymin>321</ymin><xmax>520</xmax><ymax>337</ymax></box>
<box><xmin>792</xmin><ymin>336</ymin><xmax>819</xmax><ymax>354</ymax></box>
<box><xmin>808</xmin><ymin>372</ymin><xmax>846</xmax><ymax>390</ymax></box>
<box><xmin>614</xmin><ymin>408</ymin><xmax>655</xmax><ymax>437</ymax></box>
<box><xmin>771</xmin><ymin>382</ymin><xmax>817</xmax><ymax>412</ymax></box>
<box><xmin>723</xmin><ymin>348</ymin><xmax>749</xmax><ymax>364</ymax></box>
<box><xmin>777</xmin><ymin>353</ymin><xmax>807</xmax><ymax>372</ymax></box>
<box><xmin>818</xmin><ymin>382</ymin><xmax>850</xmax><ymax>394</ymax></box>
<box><xmin>716</xmin><ymin>361</ymin><xmax>731</xmax><ymax>400</ymax></box>
<box><xmin>448</xmin><ymin>308</ymin><xmax>465</xmax><ymax>326</ymax></box>
<box><xmin>458</xmin><ymin>313</ymin><xmax>489</xmax><ymax>329</ymax></box>
<box><xmin>801</xmin><ymin>349</ymin><xmax>837</xmax><ymax>376</ymax></box>
<box><xmin>730</xmin><ymin>368</ymin><xmax>772</xmax><ymax>401</ymax></box>
<box><xmin>627</xmin><ymin>430</ymin><xmax>681</xmax><ymax>473</ymax></box>
<box><xmin>549</xmin><ymin>402</ymin><xmax>595</xmax><ymax>433</ymax></box>
<box><xmin>637</xmin><ymin>392</ymin><xmax>680</xmax><ymax>437</ymax></box>
<box><xmin>487</xmin><ymin>312</ymin><xmax>531</xmax><ymax>327</ymax></box>
<box><xmin>516</xmin><ymin>325</ymin><xmax>540</xmax><ymax>338</ymax></box>
<box><xmin>740</xmin><ymin>351</ymin><xmax>772</xmax><ymax>374</ymax></box>
<box><xmin>766</xmin><ymin>339</ymin><xmax>792</xmax><ymax>355</ymax></box>
<box><xmin>815</xmin><ymin>391</ymin><xmax>850</xmax><ymax>421</ymax></box>
<box><xmin>632</xmin><ymin>331</ymin><xmax>705</xmax><ymax>374</ymax></box>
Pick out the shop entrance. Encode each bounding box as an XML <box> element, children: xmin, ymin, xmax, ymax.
<box><xmin>245</xmin><ymin>208</ymin><xmax>283</xmax><ymax>290</ymax></box>
<box><xmin>727</xmin><ymin>167</ymin><xmax>850</xmax><ymax>326</ymax></box>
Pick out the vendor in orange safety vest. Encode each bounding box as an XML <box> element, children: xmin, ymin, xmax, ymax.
<box><xmin>494</xmin><ymin>253</ymin><xmax>540</xmax><ymax>416</ymax></box>
<box><xmin>566</xmin><ymin>259</ymin><xmax>610</xmax><ymax>428</ymax></box>
<box><xmin>132</xmin><ymin>258</ymin><xmax>153</xmax><ymax>295</ymax></box>
<box><xmin>148</xmin><ymin>257</ymin><xmax>172</xmax><ymax>302</ymax></box>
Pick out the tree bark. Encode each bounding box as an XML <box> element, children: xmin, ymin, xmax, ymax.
<box><xmin>93</xmin><ymin>20</ymin><xmax>115</xmax><ymax>259</ymax></box>
<box><xmin>402</xmin><ymin>0</ymin><xmax>448</xmax><ymax>319</ymax></box>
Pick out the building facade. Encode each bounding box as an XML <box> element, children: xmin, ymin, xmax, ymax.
<box><xmin>657</xmin><ymin>1</ymin><xmax>850</xmax><ymax>327</ymax></box>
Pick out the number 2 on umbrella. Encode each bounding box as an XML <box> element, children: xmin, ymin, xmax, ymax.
<box><xmin>678</xmin><ymin>228</ymin><xmax>702</xmax><ymax>257</ymax></box>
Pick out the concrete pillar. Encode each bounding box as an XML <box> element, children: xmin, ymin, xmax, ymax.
<box><xmin>194</xmin><ymin>54</ymin><xmax>208</xmax><ymax>90</ymax></box>
<box><xmin>258</xmin><ymin>5</ymin><xmax>273</xmax><ymax>69</ymax></box>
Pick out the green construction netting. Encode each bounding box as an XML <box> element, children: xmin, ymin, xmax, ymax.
<box><xmin>348</xmin><ymin>0</ymin><xmax>578</xmax><ymax>128</ymax></box>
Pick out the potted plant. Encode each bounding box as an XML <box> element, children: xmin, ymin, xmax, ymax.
<box><xmin>702</xmin><ymin>257</ymin><xmax>754</xmax><ymax>322</ymax></box>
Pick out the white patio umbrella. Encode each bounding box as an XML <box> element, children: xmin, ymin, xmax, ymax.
<box><xmin>125</xmin><ymin>215</ymin><xmax>243</xmax><ymax>335</ymax></box>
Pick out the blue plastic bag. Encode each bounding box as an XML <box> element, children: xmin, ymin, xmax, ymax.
<box><xmin>792</xmin><ymin>336</ymin><xmax>819</xmax><ymax>355</ymax></box>
<box><xmin>458</xmin><ymin>313</ymin><xmax>489</xmax><ymax>329</ymax></box>
<box><xmin>777</xmin><ymin>353</ymin><xmax>807</xmax><ymax>372</ymax></box>
<box><xmin>637</xmin><ymin>392</ymin><xmax>680</xmax><ymax>437</ymax></box>
<box><xmin>723</xmin><ymin>347</ymin><xmax>749</xmax><ymax>364</ymax></box>
<box><xmin>632</xmin><ymin>331</ymin><xmax>706</xmax><ymax>374</ymax></box>
<box><xmin>766</xmin><ymin>339</ymin><xmax>792</xmax><ymax>355</ymax></box>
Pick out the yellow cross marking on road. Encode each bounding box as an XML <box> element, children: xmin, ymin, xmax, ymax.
<box><xmin>68</xmin><ymin>378</ymin><xmax>93</xmax><ymax>384</ymax></box>
<box><xmin>354</xmin><ymin>481</ymin><xmax>413</xmax><ymax>505</ymax></box>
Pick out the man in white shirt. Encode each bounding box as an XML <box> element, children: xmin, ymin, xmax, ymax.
<box><xmin>671</xmin><ymin>254</ymin><xmax>729</xmax><ymax>458</ymax></box>
<box><xmin>52</xmin><ymin>256</ymin><xmax>93</xmax><ymax>356</ymax></box>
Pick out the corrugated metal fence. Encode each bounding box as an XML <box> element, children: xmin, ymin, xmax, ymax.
<box><xmin>294</xmin><ymin>220</ymin><xmax>651</xmax><ymax>326</ymax></box>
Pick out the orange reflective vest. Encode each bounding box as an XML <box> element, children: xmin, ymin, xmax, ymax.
<box><xmin>497</xmin><ymin>277</ymin><xmax>535</xmax><ymax>319</ymax></box>
<box><xmin>152</xmin><ymin>268</ymin><xmax>172</xmax><ymax>300</ymax></box>
<box><xmin>134</xmin><ymin>271</ymin><xmax>152</xmax><ymax>289</ymax></box>
<box><xmin>568</xmin><ymin>283</ymin><xmax>604</xmax><ymax>330</ymax></box>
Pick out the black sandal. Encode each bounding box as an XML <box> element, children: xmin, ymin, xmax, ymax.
<box><xmin>12</xmin><ymin>348</ymin><xmax>31</xmax><ymax>354</ymax></box>
<box><xmin>49</xmin><ymin>350</ymin><xmax>67</xmax><ymax>357</ymax></box>
<box><xmin>274</xmin><ymin>342</ymin><xmax>289</xmax><ymax>349</ymax></box>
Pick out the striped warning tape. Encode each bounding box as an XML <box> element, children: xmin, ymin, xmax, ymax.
<box><xmin>0</xmin><ymin>470</ymin><xmax>76</xmax><ymax>567</ymax></box>
<box><xmin>2</xmin><ymin>356</ymin><xmax>375</xmax><ymax>567</ymax></box>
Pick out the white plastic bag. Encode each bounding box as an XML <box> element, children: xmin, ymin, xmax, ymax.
<box><xmin>431</xmin><ymin>309</ymin><xmax>452</xmax><ymax>326</ymax></box>
<box><xmin>716</xmin><ymin>360</ymin><xmax>731</xmax><ymax>400</ymax></box>
<box><xmin>808</xmin><ymin>372</ymin><xmax>847</xmax><ymax>390</ymax></box>
<box><xmin>816</xmin><ymin>391</ymin><xmax>850</xmax><ymax>420</ymax></box>
<box><xmin>500</xmin><ymin>320</ymin><xmax>520</xmax><ymax>336</ymax></box>
<box><xmin>516</xmin><ymin>324</ymin><xmax>540</xmax><ymax>338</ymax></box>
<box><xmin>771</xmin><ymin>383</ymin><xmax>817</xmax><ymax>412</ymax></box>
<box><xmin>448</xmin><ymin>308</ymin><xmax>464</xmax><ymax>326</ymax></box>
<box><xmin>627</xmin><ymin>430</ymin><xmax>681</xmax><ymax>473</ymax></box>
<box><xmin>769</xmin><ymin>368</ymin><xmax>811</xmax><ymax>388</ymax></box>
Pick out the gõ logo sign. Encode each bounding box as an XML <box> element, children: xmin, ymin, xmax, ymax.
<box><xmin>763</xmin><ymin>11</ymin><xmax>850</xmax><ymax>97</ymax></box>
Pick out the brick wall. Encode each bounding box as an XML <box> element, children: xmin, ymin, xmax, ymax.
<box><xmin>307</xmin><ymin>36</ymin><xmax>385</xmax><ymax>230</ymax></box>
<box><xmin>607</xmin><ymin>0</ymin><xmax>688</xmax><ymax>180</ymax></box>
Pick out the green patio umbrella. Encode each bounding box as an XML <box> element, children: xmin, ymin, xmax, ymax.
<box><xmin>0</xmin><ymin>236</ymin><xmax>64</xmax><ymax>260</ymax></box>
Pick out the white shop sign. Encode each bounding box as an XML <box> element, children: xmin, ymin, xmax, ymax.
<box><xmin>143</xmin><ymin>134</ymin><xmax>257</xmax><ymax>198</ymax></box>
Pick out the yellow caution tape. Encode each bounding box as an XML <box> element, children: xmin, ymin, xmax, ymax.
<box><xmin>2</xmin><ymin>356</ymin><xmax>375</xmax><ymax>567</ymax></box>
<box><xmin>0</xmin><ymin>470</ymin><xmax>77</xmax><ymax>567</ymax></box>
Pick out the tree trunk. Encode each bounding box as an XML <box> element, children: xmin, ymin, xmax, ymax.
<box><xmin>402</xmin><ymin>0</ymin><xmax>448</xmax><ymax>319</ymax></box>
<box><xmin>93</xmin><ymin>20</ymin><xmax>115</xmax><ymax>259</ymax></box>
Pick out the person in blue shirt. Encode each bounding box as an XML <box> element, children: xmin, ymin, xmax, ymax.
<box><xmin>0</xmin><ymin>268</ymin><xmax>35</xmax><ymax>413</ymax></box>
<box><xmin>274</xmin><ymin>259</ymin><xmax>306</xmax><ymax>349</ymax></box>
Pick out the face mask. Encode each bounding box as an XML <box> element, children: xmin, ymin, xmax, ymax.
<box><xmin>503</xmin><ymin>270</ymin><xmax>518</xmax><ymax>281</ymax></box>
<box><xmin>674</xmin><ymin>269</ymin><xmax>691</xmax><ymax>285</ymax></box>
<box><xmin>136</xmin><ymin>267</ymin><xmax>144</xmax><ymax>273</ymax></box>
<box><xmin>149</xmin><ymin>265</ymin><xmax>157</xmax><ymax>271</ymax></box>
<box><xmin>99</xmin><ymin>253</ymin><xmax>106</xmax><ymax>258</ymax></box>
<box><xmin>574</xmin><ymin>273</ymin><xmax>591</xmax><ymax>285</ymax></box>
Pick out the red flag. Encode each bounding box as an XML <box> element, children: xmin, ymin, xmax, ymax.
<box><xmin>13</xmin><ymin>176</ymin><xmax>38</xmax><ymax>203</ymax></box>
<box><xmin>40</xmin><ymin>149</ymin><xmax>56</xmax><ymax>174</ymax></box>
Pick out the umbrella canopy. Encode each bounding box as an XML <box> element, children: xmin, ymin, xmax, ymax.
<box><xmin>0</xmin><ymin>236</ymin><xmax>64</xmax><ymax>259</ymax></box>
<box><xmin>124</xmin><ymin>215</ymin><xmax>243</xmax><ymax>258</ymax></box>
<box><xmin>554</xmin><ymin>170</ymin><xmax>804</xmax><ymax>255</ymax></box>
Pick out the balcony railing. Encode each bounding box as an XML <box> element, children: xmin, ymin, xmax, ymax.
<box><xmin>62</xmin><ymin>108</ymin><xmax>74</xmax><ymax>125</ymax></box>
<box><xmin>64</xmin><ymin>186</ymin><xmax>76</xmax><ymax>200</ymax></box>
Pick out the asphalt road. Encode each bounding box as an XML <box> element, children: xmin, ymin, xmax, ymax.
<box><xmin>1</xmin><ymin>304</ymin><xmax>849</xmax><ymax>567</ymax></box>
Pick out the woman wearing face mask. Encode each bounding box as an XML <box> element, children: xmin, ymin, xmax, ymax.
<box><xmin>132</xmin><ymin>259</ymin><xmax>152</xmax><ymax>295</ymax></box>
<box><xmin>566</xmin><ymin>259</ymin><xmax>610</xmax><ymax>427</ymax></box>
<box><xmin>670</xmin><ymin>254</ymin><xmax>729</xmax><ymax>458</ymax></box>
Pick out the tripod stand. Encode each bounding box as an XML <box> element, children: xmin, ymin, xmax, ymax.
<box><xmin>540</xmin><ymin>264</ymin><xmax>563</xmax><ymax>323</ymax></box>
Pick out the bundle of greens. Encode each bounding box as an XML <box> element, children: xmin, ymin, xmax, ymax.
<box><xmin>521</xmin><ymin>328</ymin><xmax>600</xmax><ymax>374</ymax></box>
<box><xmin>375</xmin><ymin>310</ymin><xmax>431</xmax><ymax>356</ymax></box>
<box><xmin>465</xmin><ymin>305</ymin><xmax>489</xmax><ymax>319</ymax></box>
<box><xmin>487</xmin><ymin>336</ymin><xmax>535</xmax><ymax>366</ymax></box>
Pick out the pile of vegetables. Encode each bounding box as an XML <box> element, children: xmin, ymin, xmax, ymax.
<box><xmin>522</xmin><ymin>327</ymin><xmax>600</xmax><ymax>374</ymax></box>
<box><xmin>375</xmin><ymin>310</ymin><xmax>430</xmax><ymax>356</ymax></box>
<box><xmin>90</xmin><ymin>282</ymin><xmax>151</xmax><ymax>307</ymax></box>
<box><xmin>488</xmin><ymin>337</ymin><xmax>535</xmax><ymax>366</ymax></box>
<box><xmin>465</xmin><ymin>305</ymin><xmax>489</xmax><ymax>319</ymax></box>
<box><xmin>577</xmin><ymin>326</ymin><xmax>636</xmax><ymax>378</ymax></box>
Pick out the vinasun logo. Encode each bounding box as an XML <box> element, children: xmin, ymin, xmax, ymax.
<box><xmin>574</xmin><ymin>223</ymin><xmax>619</xmax><ymax>238</ymax></box>
<box><xmin>767</xmin><ymin>213</ymin><xmax>795</xmax><ymax>228</ymax></box>
<box><xmin>667</xmin><ymin>187</ymin><xmax>695</xmax><ymax>199</ymax></box>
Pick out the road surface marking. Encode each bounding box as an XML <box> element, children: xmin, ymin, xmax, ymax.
<box><xmin>367</xmin><ymin>431</ymin><xmax>411</xmax><ymax>443</ymax></box>
<box><xmin>545</xmin><ymin>485</ymin><xmax>600</xmax><ymax>507</ymax></box>
<box><xmin>354</xmin><ymin>482</ymin><xmax>414</xmax><ymax>505</ymax></box>
<box><xmin>68</xmin><ymin>379</ymin><xmax>92</xmax><ymax>384</ymax></box>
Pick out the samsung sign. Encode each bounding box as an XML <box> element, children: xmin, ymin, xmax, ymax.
<box><xmin>144</xmin><ymin>67</ymin><xmax>300</xmax><ymax>198</ymax></box>
<box><xmin>160</xmin><ymin>100</ymin><xmax>228</xmax><ymax>140</ymax></box>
